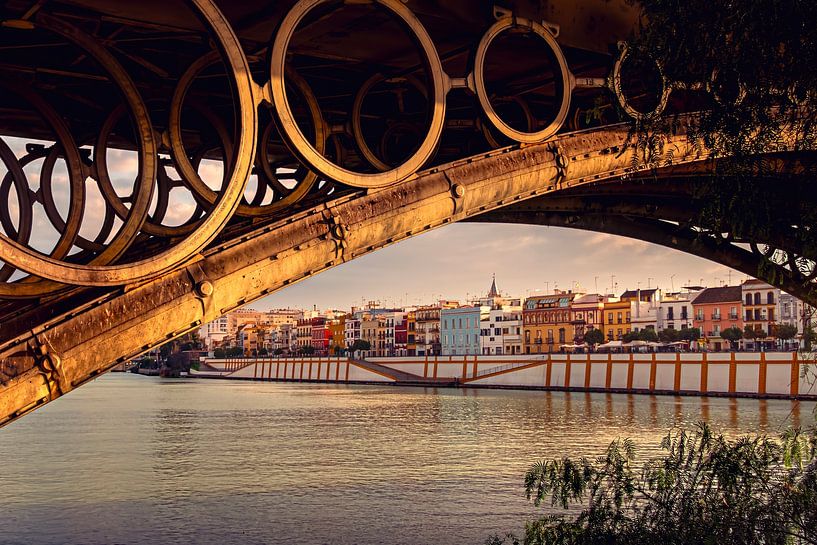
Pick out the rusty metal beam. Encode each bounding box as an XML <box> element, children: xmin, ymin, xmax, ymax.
<box><xmin>0</xmin><ymin>122</ymin><xmax>708</xmax><ymax>428</ymax></box>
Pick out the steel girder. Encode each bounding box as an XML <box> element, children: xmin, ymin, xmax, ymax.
<box><xmin>0</xmin><ymin>122</ymin><xmax>709</xmax><ymax>428</ymax></box>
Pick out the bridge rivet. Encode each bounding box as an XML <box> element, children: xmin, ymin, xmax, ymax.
<box><xmin>195</xmin><ymin>280</ymin><xmax>214</xmax><ymax>298</ymax></box>
<box><xmin>452</xmin><ymin>184</ymin><xmax>465</xmax><ymax>198</ymax></box>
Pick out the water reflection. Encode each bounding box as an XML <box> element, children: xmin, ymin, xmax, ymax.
<box><xmin>0</xmin><ymin>374</ymin><xmax>812</xmax><ymax>545</ymax></box>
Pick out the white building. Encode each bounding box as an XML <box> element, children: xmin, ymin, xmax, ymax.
<box><xmin>480</xmin><ymin>305</ymin><xmax>523</xmax><ymax>355</ymax></box>
<box><xmin>657</xmin><ymin>293</ymin><xmax>697</xmax><ymax>331</ymax></box>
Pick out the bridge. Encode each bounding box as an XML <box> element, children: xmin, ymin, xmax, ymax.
<box><xmin>0</xmin><ymin>0</ymin><xmax>813</xmax><ymax>427</ymax></box>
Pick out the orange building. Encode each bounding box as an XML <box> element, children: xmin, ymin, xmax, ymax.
<box><xmin>601</xmin><ymin>299</ymin><xmax>631</xmax><ymax>341</ymax></box>
<box><xmin>523</xmin><ymin>292</ymin><xmax>577</xmax><ymax>353</ymax></box>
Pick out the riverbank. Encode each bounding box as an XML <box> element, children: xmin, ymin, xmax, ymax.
<box><xmin>198</xmin><ymin>352</ymin><xmax>816</xmax><ymax>400</ymax></box>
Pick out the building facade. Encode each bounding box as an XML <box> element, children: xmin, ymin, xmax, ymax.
<box><xmin>523</xmin><ymin>293</ymin><xmax>576</xmax><ymax>354</ymax></box>
<box><xmin>692</xmin><ymin>286</ymin><xmax>743</xmax><ymax>350</ymax></box>
<box><xmin>441</xmin><ymin>306</ymin><xmax>486</xmax><ymax>355</ymax></box>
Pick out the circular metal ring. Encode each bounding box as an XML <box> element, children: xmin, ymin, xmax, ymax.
<box><xmin>609</xmin><ymin>42</ymin><xmax>671</xmax><ymax>122</ymax></box>
<box><xmin>479</xmin><ymin>96</ymin><xmax>535</xmax><ymax>148</ymax></box>
<box><xmin>171</xmin><ymin>53</ymin><xmax>323</xmax><ymax>216</ymax></box>
<box><xmin>0</xmin><ymin>0</ymin><xmax>255</xmax><ymax>288</ymax></box>
<box><xmin>707</xmin><ymin>68</ymin><xmax>747</xmax><ymax>107</ymax></box>
<box><xmin>351</xmin><ymin>73</ymin><xmax>428</xmax><ymax>172</ymax></box>
<box><xmin>473</xmin><ymin>16</ymin><xmax>573</xmax><ymax>143</ymax></box>
<box><xmin>269</xmin><ymin>0</ymin><xmax>448</xmax><ymax>188</ymax></box>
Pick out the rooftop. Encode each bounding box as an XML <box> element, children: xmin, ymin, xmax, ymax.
<box><xmin>691</xmin><ymin>286</ymin><xmax>743</xmax><ymax>305</ymax></box>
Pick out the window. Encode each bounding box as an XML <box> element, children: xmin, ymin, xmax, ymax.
<box><xmin>667</xmin><ymin>307</ymin><xmax>674</xmax><ymax>320</ymax></box>
<box><xmin>746</xmin><ymin>310</ymin><xmax>752</xmax><ymax>321</ymax></box>
<box><xmin>746</xmin><ymin>294</ymin><xmax>752</xmax><ymax>305</ymax></box>
<box><xmin>617</xmin><ymin>312</ymin><xmax>622</xmax><ymax>324</ymax></box>
<box><xmin>769</xmin><ymin>309</ymin><xmax>775</xmax><ymax>321</ymax></box>
<box><xmin>626</xmin><ymin>312</ymin><xmax>631</xmax><ymax>322</ymax></box>
<box><xmin>608</xmin><ymin>313</ymin><xmax>613</xmax><ymax>324</ymax></box>
<box><xmin>754</xmin><ymin>293</ymin><xmax>761</xmax><ymax>305</ymax></box>
<box><xmin>524</xmin><ymin>330</ymin><xmax>530</xmax><ymax>343</ymax></box>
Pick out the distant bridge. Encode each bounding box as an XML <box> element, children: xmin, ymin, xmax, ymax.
<box><xmin>0</xmin><ymin>0</ymin><xmax>813</xmax><ymax>426</ymax></box>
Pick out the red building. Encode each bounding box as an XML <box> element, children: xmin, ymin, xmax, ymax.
<box><xmin>310</xmin><ymin>317</ymin><xmax>331</xmax><ymax>355</ymax></box>
<box><xmin>692</xmin><ymin>286</ymin><xmax>743</xmax><ymax>351</ymax></box>
<box><xmin>395</xmin><ymin>319</ymin><xmax>408</xmax><ymax>356</ymax></box>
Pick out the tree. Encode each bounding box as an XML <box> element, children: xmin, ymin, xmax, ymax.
<box><xmin>638</xmin><ymin>328</ymin><xmax>658</xmax><ymax>342</ymax></box>
<box><xmin>273</xmin><ymin>348</ymin><xmax>284</xmax><ymax>356</ymax></box>
<box><xmin>258</xmin><ymin>347</ymin><xmax>268</xmax><ymax>356</ymax></box>
<box><xmin>658</xmin><ymin>328</ymin><xmax>680</xmax><ymax>343</ymax></box>
<box><xmin>775</xmin><ymin>324</ymin><xmax>798</xmax><ymax>349</ymax></box>
<box><xmin>805</xmin><ymin>327</ymin><xmax>816</xmax><ymax>352</ymax></box>
<box><xmin>679</xmin><ymin>327</ymin><xmax>701</xmax><ymax>342</ymax></box>
<box><xmin>720</xmin><ymin>326</ymin><xmax>743</xmax><ymax>351</ymax></box>
<box><xmin>349</xmin><ymin>339</ymin><xmax>371</xmax><ymax>357</ymax></box>
<box><xmin>300</xmin><ymin>345</ymin><xmax>315</xmax><ymax>355</ymax></box>
<box><xmin>622</xmin><ymin>0</ymin><xmax>817</xmax><ymax>292</ymax></box>
<box><xmin>226</xmin><ymin>346</ymin><xmax>243</xmax><ymax>357</ymax></box>
<box><xmin>488</xmin><ymin>423</ymin><xmax>817</xmax><ymax>545</ymax></box>
<box><xmin>213</xmin><ymin>348</ymin><xmax>225</xmax><ymax>359</ymax></box>
<box><xmin>744</xmin><ymin>325</ymin><xmax>761</xmax><ymax>350</ymax></box>
<box><xmin>584</xmin><ymin>329</ymin><xmax>605</xmax><ymax>346</ymax></box>
<box><xmin>622</xmin><ymin>331</ymin><xmax>640</xmax><ymax>343</ymax></box>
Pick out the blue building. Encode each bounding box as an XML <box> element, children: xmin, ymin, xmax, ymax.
<box><xmin>440</xmin><ymin>306</ymin><xmax>488</xmax><ymax>355</ymax></box>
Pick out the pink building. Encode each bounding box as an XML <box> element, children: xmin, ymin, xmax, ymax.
<box><xmin>692</xmin><ymin>286</ymin><xmax>743</xmax><ymax>351</ymax></box>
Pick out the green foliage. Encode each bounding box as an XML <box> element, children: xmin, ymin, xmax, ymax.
<box><xmin>584</xmin><ymin>329</ymin><xmax>605</xmax><ymax>346</ymax></box>
<box><xmin>273</xmin><ymin>348</ymin><xmax>284</xmax><ymax>356</ymax></box>
<box><xmin>488</xmin><ymin>423</ymin><xmax>817</xmax><ymax>545</ymax></box>
<box><xmin>638</xmin><ymin>328</ymin><xmax>659</xmax><ymax>342</ymax></box>
<box><xmin>258</xmin><ymin>347</ymin><xmax>269</xmax><ymax>356</ymax></box>
<box><xmin>805</xmin><ymin>328</ymin><xmax>816</xmax><ymax>351</ymax></box>
<box><xmin>622</xmin><ymin>331</ymin><xmax>640</xmax><ymax>343</ymax></box>
<box><xmin>775</xmin><ymin>324</ymin><xmax>798</xmax><ymax>341</ymax></box>
<box><xmin>680</xmin><ymin>327</ymin><xmax>701</xmax><ymax>342</ymax></box>
<box><xmin>226</xmin><ymin>346</ymin><xmax>244</xmax><ymax>357</ymax></box>
<box><xmin>624</xmin><ymin>0</ymin><xmax>817</xmax><ymax>291</ymax></box>
<box><xmin>350</xmin><ymin>339</ymin><xmax>371</xmax><ymax>354</ymax></box>
<box><xmin>300</xmin><ymin>345</ymin><xmax>315</xmax><ymax>355</ymax></box>
<box><xmin>658</xmin><ymin>328</ymin><xmax>680</xmax><ymax>343</ymax></box>
<box><xmin>744</xmin><ymin>325</ymin><xmax>761</xmax><ymax>341</ymax></box>
<box><xmin>213</xmin><ymin>348</ymin><xmax>225</xmax><ymax>359</ymax></box>
<box><xmin>721</xmin><ymin>326</ymin><xmax>744</xmax><ymax>349</ymax></box>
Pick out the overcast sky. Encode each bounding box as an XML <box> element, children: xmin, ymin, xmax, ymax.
<box><xmin>254</xmin><ymin>223</ymin><xmax>748</xmax><ymax>311</ymax></box>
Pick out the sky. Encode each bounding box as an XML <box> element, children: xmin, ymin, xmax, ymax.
<box><xmin>253</xmin><ymin>222</ymin><xmax>748</xmax><ymax>312</ymax></box>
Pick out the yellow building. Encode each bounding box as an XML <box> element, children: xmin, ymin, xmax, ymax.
<box><xmin>523</xmin><ymin>292</ymin><xmax>577</xmax><ymax>354</ymax></box>
<box><xmin>602</xmin><ymin>299</ymin><xmax>631</xmax><ymax>341</ymax></box>
<box><xmin>406</xmin><ymin>311</ymin><xmax>417</xmax><ymax>356</ymax></box>
<box><xmin>329</xmin><ymin>316</ymin><xmax>347</xmax><ymax>355</ymax></box>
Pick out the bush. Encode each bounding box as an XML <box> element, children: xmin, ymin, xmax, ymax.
<box><xmin>488</xmin><ymin>423</ymin><xmax>817</xmax><ymax>545</ymax></box>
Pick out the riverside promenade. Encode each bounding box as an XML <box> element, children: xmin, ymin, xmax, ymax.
<box><xmin>196</xmin><ymin>352</ymin><xmax>816</xmax><ymax>400</ymax></box>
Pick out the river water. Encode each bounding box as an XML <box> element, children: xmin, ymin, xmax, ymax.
<box><xmin>0</xmin><ymin>374</ymin><xmax>813</xmax><ymax>545</ymax></box>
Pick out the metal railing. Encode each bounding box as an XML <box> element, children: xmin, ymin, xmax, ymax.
<box><xmin>474</xmin><ymin>360</ymin><xmax>535</xmax><ymax>378</ymax></box>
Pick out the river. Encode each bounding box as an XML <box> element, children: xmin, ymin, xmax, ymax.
<box><xmin>0</xmin><ymin>373</ymin><xmax>813</xmax><ymax>545</ymax></box>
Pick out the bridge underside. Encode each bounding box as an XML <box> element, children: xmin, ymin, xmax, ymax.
<box><xmin>0</xmin><ymin>0</ymin><xmax>815</xmax><ymax>427</ymax></box>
